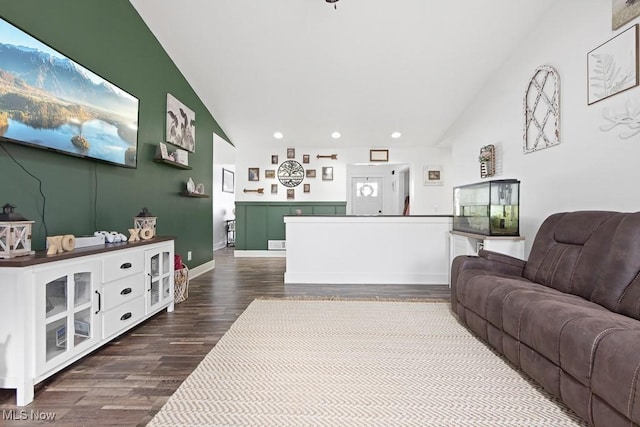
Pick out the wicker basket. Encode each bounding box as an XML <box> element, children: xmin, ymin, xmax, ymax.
<box><xmin>174</xmin><ymin>266</ymin><xmax>189</xmax><ymax>303</ymax></box>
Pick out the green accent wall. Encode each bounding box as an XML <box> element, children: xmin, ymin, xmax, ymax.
<box><xmin>235</xmin><ymin>202</ymin><xmax>347</xmax><ymax>250</ymax></box>
<box><xmin>0</xmin><ymin>0</ymin><xmax>229</xmax><ymax>267</ymax></box>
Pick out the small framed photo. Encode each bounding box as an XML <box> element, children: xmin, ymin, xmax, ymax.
<box><xmin>271</xmin><ymin>184</ymin><xmax>278</xmax><ymax>194</ymax></box>
<box><xmin>287</xmin><ymin>188</ymin><xmax>295</xmax><ymax>199</ymax></box>
<box><xmin>370</xmin><ymin>149</ymin><xmax>389</xmax><ymax>162</ymax></box>
<box><xmin>303</xmin><ymin>154</ymin><xmax>310</xmax><ymax>163</ymax></box>
<box><xmin>271</xmin><ymin>154</ymin><xmax>279</xmax><ymax>164</ymax></box>
<box><xmin>304</xmin><ymin>183</ymin><xmax>310</xmax><ymax>193</ymax></box>
<box><xmin>423</xmin><ymin>165</ymin><xmax>443</xmax><ymax>186</ymax></box>
<box><xmin>322</xmin><ymin>166</ymin><xmax>334</xmax><ymax>181</ymax></box>
<box><xmin>287</xmin><ymin>148</ymin><xmax>295</xmax><ymax>159</ymax></box>
<box><xmin>156</xmin><ymin>142</ymin><xmax>169</xmax><ymax>160</ymax></box>
<box><xmin>306</xmin><ymin>169</ymin><xmax>316</xmax><ymax>178</ymax></box>
<box><xmin>248</xmin><ymin>167</ymin><xmax>260</xmax><ymax>181</ymax></box>
<box><xmin>265</xmin><ymin>169</ymin><xmax>275</xmax><ymax>178</ymax></box>
<box><xmin>222</xmin><ymin>168</ymin><xmax>234</xmax><ymax>193</ymax></box>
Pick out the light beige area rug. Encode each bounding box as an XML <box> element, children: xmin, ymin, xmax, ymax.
<box><xmin>148</xmin><ymin>300</ymin><xmax>586</xmax><ymax>426</ymax></box>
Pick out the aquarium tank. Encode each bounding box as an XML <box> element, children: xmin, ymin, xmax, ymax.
<box><xmin>453</xmin><ymin>179</ymin><xmax>520</xmax><ymax>236</ymax></box>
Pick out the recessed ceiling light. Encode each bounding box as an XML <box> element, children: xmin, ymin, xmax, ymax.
<box><xmin>273</xmin><ymin>131</ymin><xmax>284</xmax><ymax>139</ymax></box>
<box><xmin>391</xmin><ymin>132</ymin><xmax>402</xmax><ymax>139</ymax></box>
<box><xmin>331</xmin><ymin>131</ymin><xmax>341</xmax><ymax>139</ymax></box>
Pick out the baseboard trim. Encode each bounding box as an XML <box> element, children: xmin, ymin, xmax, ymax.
<box><xmin>234</xmin><ymin>250</ymin><xmax>286</xmax><ymax>258</ymax></box>
<box><xmin>189</xmin><ymin>260</ymin><xmax>215</xmax><ymax>278</ymax></box>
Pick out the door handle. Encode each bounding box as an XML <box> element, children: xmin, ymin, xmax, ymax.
<box><xmin>120</xmin><ymin>288</ymin><xmax>132</xmax><ymax>295</ymax></box>
<box><xmin>120</xmin><ymin>312</ymin><xmax>132</xmax><ymax>321</ymax></box>
<box><xmin>95</xmin><ymin>290</ymin><xmax>102</xmax><ymax>314</ymax></box>
<box><xmin>120</xmin><ymin>262</ymin><xmax>132</xmax><ymax>269</ymax></box>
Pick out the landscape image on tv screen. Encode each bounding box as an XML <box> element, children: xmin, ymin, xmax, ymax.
<box><xmin>0</xmin><ymin>17</ymin><xmax>139</xmax><ymax>168</ymax></box>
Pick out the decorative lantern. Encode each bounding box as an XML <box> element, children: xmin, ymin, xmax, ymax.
<box><xmin>0</xmin><ymin>203</ymin><xmax>35</xmax><ymax>259</ymax></box>
<box><xmin>134</xmin><ymin>207</ymin><xmax>157</xmax><ymax>238</ymax></box>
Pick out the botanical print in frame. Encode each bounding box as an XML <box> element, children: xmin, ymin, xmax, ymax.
<box><xmin>612</xmin><ymin>0</ymin><xmax>640</xmax><ymax>30</ymax></box>
<box><xmin>588</xmin><ymin>25</ymin><xmax>639</xmax><ymax>105</ymax></box>
<box><xmin>166</xmin><ymin>93</ymin><xmax>195</xmax><ymax>152</ymax></box>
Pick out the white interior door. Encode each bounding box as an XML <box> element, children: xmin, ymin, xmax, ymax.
<box><xmin>351</xmin><ymin>177</ymin><xmax>384</xmax><ymax>215</ymax></box>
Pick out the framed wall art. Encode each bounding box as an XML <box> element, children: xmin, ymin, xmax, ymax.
<box><xmin>287</xmin><ymin>148</ymin><xmax>295</xmax><ymax>159</ymax></box>
<box><xmin>265</xmin><ymin>170</ymin><xmax>275</xmax><ymax>178</ymax></box>
<box><xmin>524</xmin><ymin>65</ymin><xmax>560</xmax><ymax>153</ymax></box>
<box><xmin>248</xmin><ymin>168</ymin><xmax>260</xmax><ymax>181</ymax></box>
<box><xmin>588</xmin><ymin>24</ymin><xmax>639</xmax><ymax>105</ymax></box>
<box><xmin>612</xmin><ymin>0</ymin><xmax>640</xmax><ymax>30</ymax></box>
<box><xmin>304</xmin><ymin>183</ymin><xmax>310</xmax><ymax>193</ymax></box>
<box><xmin>166</xmin><ymin>93</ymin><xmax>195</xmax><ymax>152</ymax></box>
<box><xmin>423</xmin><ymin>165</ymin><xmax>443</xmax><ymax>186</ymax></box>
<box><xmin>271</xmin><ymin>155</ymin><xmax>279</xmax><ymax>164</ymax></box>
<box><xmin>370</xmin><ymin>149</ymin><xmax>389</xmax><ymax>162</ymax></box>
<box><xmin>271</xmin><ymin>184</ymin><xmax>278</xmax><ymax>194</ymax></box>
<box><xmin>287</xmin><ymin>189</ymin><xmax>295</xmax><ymax>200</ymax></box>
<box><xmin>322</xmin><ymin>166</ymin><xmax>334</xmax><ymax>181</ymax></box>
<box><xmin>222</xmin><ymin>168</ymin><xmax>234</xmax><ymax>193</ymax></box>
<box><xmin>303</xmin><ymin>154</ymin><xmax>310</xmax><ymax>163</ymax></box>
<box><xmin>306</xmin><ymin>169</ymin><xmax>316</xmax><ymax>178</ymax></box>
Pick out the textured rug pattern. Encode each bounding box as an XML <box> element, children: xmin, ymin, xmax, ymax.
<box><xmin>148</xmin><ymin>300</ymin><xmax>586</xmax><ymax>426</ymax></box>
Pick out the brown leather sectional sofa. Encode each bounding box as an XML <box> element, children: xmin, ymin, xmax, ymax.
<box><xmin>451</xmin><ymin>211</ymin><xmax>640</xmax><ymax>426</ymax></box>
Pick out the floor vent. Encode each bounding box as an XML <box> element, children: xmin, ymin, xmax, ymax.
<box><xmin>268</xmin><ymin>240</ymin><xmax>286</xmax><ymax>250</ymax></box>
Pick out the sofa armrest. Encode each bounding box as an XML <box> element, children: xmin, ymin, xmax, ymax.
<box><xmin>478</xmin><ymin>249</ymin><xmax>526</xmax><ymax>271</ymax></box>
<box><xmin>450</xmin><ymin>250</ymin><xmax>526</xmax><ymax>314</ymax></box>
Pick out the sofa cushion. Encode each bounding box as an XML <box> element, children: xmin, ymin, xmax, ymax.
<box><xmin>523</xmin><ymin>211</ymin><xmax>614</xmax><ymax>294</ymax></box>
<box><xmin>592</xmin><ymin>330</ymin><xmax>640</xmax><ymax>424</ymax></box>
<box><xmin>559</xmin><ymin>314</ymin><xmax>640</xmax><ymax>386</ymax></box>
<box><xmin>521</xmin><ymin>211</ymin><xmax>640</xmax><ymax>320</ymax></box>
<box><xmin>500</xmin><ymin>294</ymin><xmax>608</xmax><ymax>363</ymax></box>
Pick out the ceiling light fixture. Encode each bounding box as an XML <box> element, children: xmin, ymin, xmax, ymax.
<box><xmin>331</xmin><ymin>131</ymin><xmax>341</xmax><ymax>139</ymax></box>
<box><xmin>391</xmin><ymin>132</ymin><xmax>402</xmax><ymax>139</ymax></box>
<box><xmin>326</xmin><ymin>0</ymin><xmax>339</xmax><ymax>10</ymax></box>
<box><xmin>273</xmin><ymin>131</ymin><xmax>284</xmax><ymax>139</ymax></box>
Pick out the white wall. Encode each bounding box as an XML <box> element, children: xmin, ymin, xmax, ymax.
<box><xmin>213</xmin><ymin>134</ymin><xmax>236</xmax><ymax>250</ymax></box>
<box><xmin>441</xmin><ymin>0</ymin><xmax>640</xmax><ymax>257</ymax></box>
<box><xmin>235</xmin><ymin>144</ymin><xmax>452</xmax><ymax>214</ymax></box>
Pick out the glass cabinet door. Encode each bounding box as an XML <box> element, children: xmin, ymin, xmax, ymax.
<box><xmin>36</xmin><ymin>261</ymin><xmax>100</xmax><ymax>375</ymax></box>
<box><xmin>145</xmin><ymin>247</ymin><xmax>174</xmax><ymax>314</ymax></box>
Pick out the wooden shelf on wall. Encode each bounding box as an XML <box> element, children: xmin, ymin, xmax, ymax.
<box><xmin>153</xmin><ymin>158</ymin><xmax>192</xmax><ymax>170</ymax></box>
<box><xmin>180</xmin><ymin>191</ymin><xmax>210</xmax><ymax>198</ymax></box>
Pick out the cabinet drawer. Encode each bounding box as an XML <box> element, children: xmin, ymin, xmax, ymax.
<box><xmin>103</xmin><ymin>250</ymin><xmax>144</xmax><ymax>283</ymax></box>
<box><xmin>101</xmin><ymin>276</ymin><xmax>145</xmax><ymax>311</ymax></box>
<box><xmin>102</xmin><ymin>296</ymin><xmax>145</xmax><ymax>339</ymax></box>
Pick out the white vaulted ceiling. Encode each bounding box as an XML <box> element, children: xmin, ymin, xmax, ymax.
<box><xmin>129</xmin><ymin>0</ymin><xmax>555</xmax><ymax>149</ymax></box>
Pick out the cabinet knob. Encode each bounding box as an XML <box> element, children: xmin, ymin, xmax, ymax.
<box><xmin>120</xmin><ymin>288</ymin><xmax>132</xmax><ymax>295</ymax></box>
<box><xmin>120</xmin><ymin>262</ymin><xmax>132</xmax><ymax>269</ymax></box>
<box><xmin>120</xmin><ymin>312</ymin><xmax>132</xmax><ymax>321</ymax></box>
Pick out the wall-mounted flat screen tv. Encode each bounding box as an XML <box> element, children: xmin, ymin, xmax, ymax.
<box><xmin>0</xmin><ymin>17</ymin><xmax>139</xmax><ymax>168</ymax></box>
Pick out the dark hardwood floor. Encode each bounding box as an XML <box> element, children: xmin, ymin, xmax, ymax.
<box><xmin>0</xmin><ymin>248</ymin><xmax>451</xmax><ymax>426</ymax></box>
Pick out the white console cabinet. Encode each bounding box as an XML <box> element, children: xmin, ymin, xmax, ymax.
<box><xmin>0</xmin><ymin>237</ymin><xmax>174</xmax><ymax>406</ymax></box>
